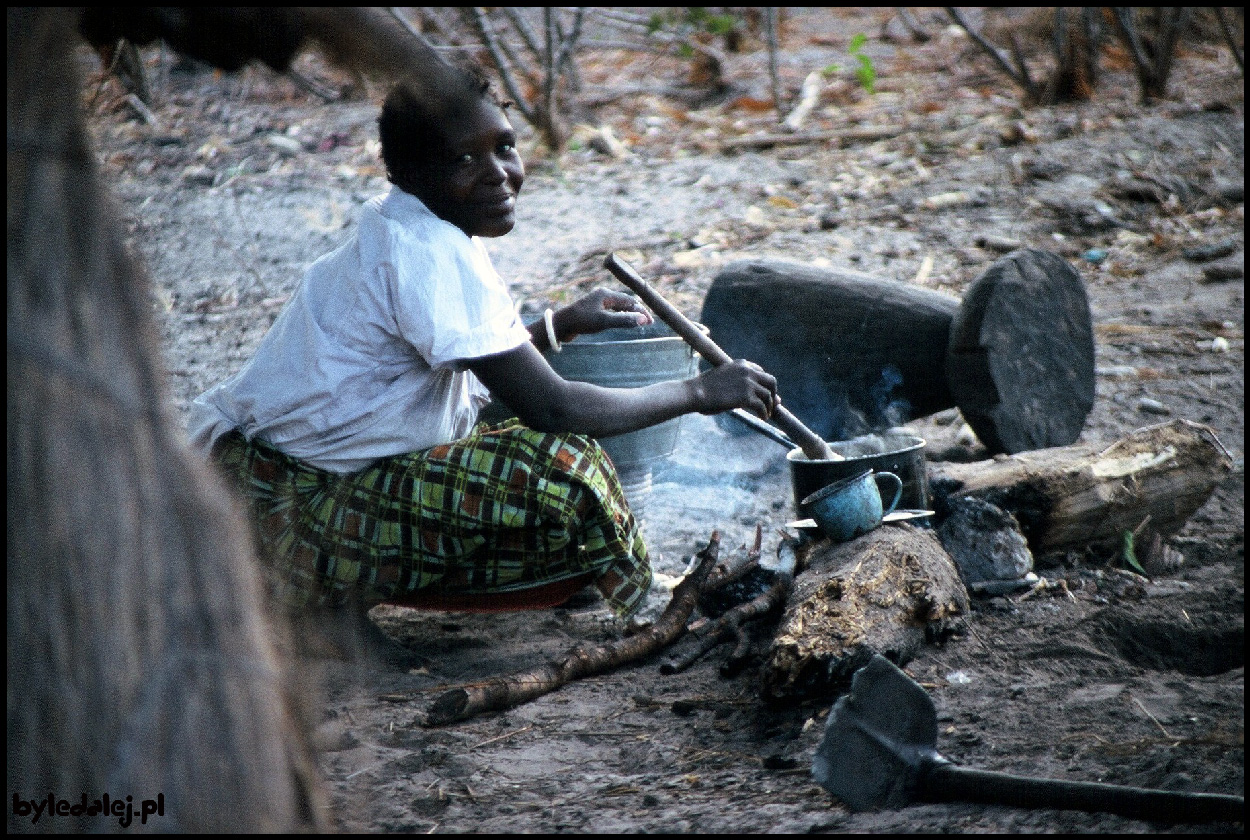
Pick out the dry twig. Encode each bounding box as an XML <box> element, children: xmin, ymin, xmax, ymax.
<box><xmin>422</xmin><ymin>532</ymin><xmax>722</xmax><ymax>726</ymax></box>
<box><xmin>664</xmin><ymin>534</ymin><xmax>798</xmax><ymax>676</ymax></box>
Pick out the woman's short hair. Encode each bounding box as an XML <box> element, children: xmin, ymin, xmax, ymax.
<box><xmin>378</xmin><ymin>61</ymin><xmax>507</xmax><ymax>188</ymax></box>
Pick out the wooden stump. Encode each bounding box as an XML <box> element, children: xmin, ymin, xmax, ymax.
<box><xmin>700</xmin><ymin>259</ymin><xmax>960</xmax><ymax>441</ymax></box>
<box><xmin>761</xmin><ymin>525</ymin><xmax>968</xmax><ymax>702</ymax></box>
<box><xmin>928</xmin><ymin>419</ymin><xmax>1234</xmax><ymax>559</ymax></box>
<box><xmin>946</xmin><ymin>249</ymin><xmax>1095</xmax><ymax>453</ymax></box>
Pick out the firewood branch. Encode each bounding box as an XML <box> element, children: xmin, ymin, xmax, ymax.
<box><xmin>661</xmin><ymin>570</ymin><xmax>793</xmax><ymax>676</ymax></box>
<box><xmin>663</xmin><ymin>535</ymin><xmax>798</xmax><ymax>676</ymax></box>
<box><xmin>422</xmin><ymin>532</ymin><xmax>721</xmax><ymax>726</ymax></box>
<box><xmin>703</xmin><ymin>523</ymin><xmax>763</xmax><ymax>593</ymax></box>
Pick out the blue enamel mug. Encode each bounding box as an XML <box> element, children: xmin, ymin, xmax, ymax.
<box><xmin>800</xmin><ymin>469</ymin><xmax>903</xmax><ymax>543</ymax></box>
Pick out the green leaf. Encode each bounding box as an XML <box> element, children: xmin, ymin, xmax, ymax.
<box><xmin>684</xmin><ymin>7</ymin><xmax>709</xmax><ymax>26</ymax></box>
<box><xmin>677</xmin><ymin>42</ymin><xmax>694</xmax><ymax>59</ymax></box>
<box><xmin>707</xmin><ymin>14</ymin><xmax>737</xmax><ymax>36</ymax></box>
<box><xmin>849</xmin><ymin>32</ymin><xmax>868</xmax><ymax>53</ymax></box>
<box><xmin>1121</xmin><ymin>530</ymin><xmax>1149</xmax><ymax>576</ymax></box>
<box><xmin>855</xmin><ymin>55</ymin><xmax>876</xmax><ymax>94</ymax></box>
<box><xmin>822</xmin><ymin>63</ymin><xmax>842</xmax><ymax>77</ymax></box>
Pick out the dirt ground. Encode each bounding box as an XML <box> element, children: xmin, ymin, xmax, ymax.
<box><xmin>85</xmin><ymin>8</ymin><xmax>1242</xmax><ymax>833</ymax></box>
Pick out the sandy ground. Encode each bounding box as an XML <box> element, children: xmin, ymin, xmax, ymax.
<box><xmin>86</xmin><ymin>8</ymin><xmax>1242</xmax><ymax>833</ymax></box>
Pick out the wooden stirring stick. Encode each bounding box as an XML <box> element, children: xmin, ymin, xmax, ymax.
<box><xmin>604</xmin><ymin>253</ymin><xmax>841</xmax><ymax>461</ymax></box>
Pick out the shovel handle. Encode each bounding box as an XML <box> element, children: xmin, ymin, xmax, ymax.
<box><xmin>922</xmin><ymin>761</ymin><xmax>1245</xmax><ymax>825</ymax></box>
<box><xmin>604</xmin><ymin>253</ymin><xmax>839</xmax><ymax>461</ymax></box>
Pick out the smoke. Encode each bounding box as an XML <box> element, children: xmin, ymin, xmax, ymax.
<box><xmin>813</xmin><ymin>364</ymin><xmax>913</xmax><ymax>442</ymax></box>
<box><xmin>869</xmin><ymin>364</ymin><xmax>912</xmax><ymax>431</ymax></box>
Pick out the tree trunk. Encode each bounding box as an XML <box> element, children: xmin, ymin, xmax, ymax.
<box><xmin>928</xmin><ymin>419</ymin><xmax>1234</xmax><ymax>559</ymax></box>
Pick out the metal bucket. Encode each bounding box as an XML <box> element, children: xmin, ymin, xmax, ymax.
<box><xmin>545</xmin><ymin>321</ymin><xmax>699</xmax><ymax>518</ymax></box>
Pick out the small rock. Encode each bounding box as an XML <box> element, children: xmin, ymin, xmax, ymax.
<box><xmin>1136</xmin><ymin>397</ymin><xmax>1171</xmax><ymax>415</ymax></box>
<box><xmin>180</xmin><ymin>164</ymin><xmax>215</xmax><ymax>186</ymax></box>
<box><xmin>1082</xmin><ymin>248</ymin><xmax>1108</xmax><ymax>263</ymax></box>
<box><xmin>922</xmin><ymin>190</ymin><xmax>970</xmax><ymax>210</ymax></box>
<box><xmin>1210</xmin><ymin>336</ymin><xmax>1230</xmax><ymax>353</ymax></box>
<box><xmin>938</xmin><ymin>496</ymin><xmax>1033</xmax><ymax>584</ymax></box>
<box><xmin>1201</xmin><ymin>259</ymin><xmax>1243</xmax><ymax>283</ymax></box>
<box><xmin>671</xmin><ymin>699</ymin><xmax>698</xmax><ymax>717</ymax></box>
<box><xmin>1181</xmin><ymin>239</ymin><xmax>1238</xmax><ymax>262</ymax></box>
<box><xmin>975</xmin><ymin>233</ymin><xmax>1023</xmax><ymax>253</ymax></box>
<box><xmin>266</xmin><ymin>134</ymin><xmax>304</xmax><ymax>156</ymax></box>
<box><xmin>955</xmin><ymin>423</ymin><xmax>978</xmax><ymax>446</ymax></box>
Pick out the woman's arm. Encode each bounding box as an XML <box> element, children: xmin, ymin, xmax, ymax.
<box><xmin>467</xmin><ymin>341</ymin><xmax>778</xmax><ymax>439</ymax></box>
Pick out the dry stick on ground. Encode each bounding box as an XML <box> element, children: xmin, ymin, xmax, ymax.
<box><xmin>702</xmin><ymin>523</ymin><xmax>764</xmax><ymax>593</ymax></box>
<box><xmin>665</xmin><ymin>533</ymin><xmax>798</xmax><ymax>677</ymax></box>
<box><xmin>422</xmin><ymin>532</ymin><xmax>722</xmax><ymax>727</ymax></box>
<box><xmin>662</xmin><ymin>570</ymin><xmax>794</xmax><ymax>676</ymax></box>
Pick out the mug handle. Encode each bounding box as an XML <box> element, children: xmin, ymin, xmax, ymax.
<box><xmin>874</xmin><ymin>471</ymin><xmax>903</xmax><ymax>515</ymax></box>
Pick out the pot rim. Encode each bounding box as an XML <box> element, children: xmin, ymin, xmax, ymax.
<box><xmin>559</xmin><ymin>322</ymin><xmax>708</xmax><ymax>348</ymax></box>
<box><xmin>785</xmin><ymin>433</ymin><xmax>927</xmax><ymax>464</ymax></box>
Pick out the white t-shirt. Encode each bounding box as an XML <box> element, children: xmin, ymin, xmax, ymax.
<box><xmin>186</xmin><ymin>187</ymin><xmax>531</xmax><ymax>473</ymax></box>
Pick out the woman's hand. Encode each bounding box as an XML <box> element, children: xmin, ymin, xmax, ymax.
<box><xmin>553</xmin><ymin>288</ymin><xmax>652</xmax><ymax>342</ymax></box>
<box><xmin>691</xmin><ymin>359</ymin><xmax>779</xmax><ymax>420</ymax></box>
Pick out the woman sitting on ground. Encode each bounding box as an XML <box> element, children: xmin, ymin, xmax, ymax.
<box><xmin>188</xmin><ymin>60</ymin><xmax>778</xmax><ymax>630</ymax></box>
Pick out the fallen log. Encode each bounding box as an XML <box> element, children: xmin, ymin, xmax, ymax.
<box><xmin>928</xmin><ymin>419</ymin><xmax>1234</xmax><ymax>560</ymax></box>
<box><xmin>422</xmin><ymin>532</ymin><xmax>721</xmax><ymax>726</ymax></box>
<box><xmin>762</xmin><ymin>526</ymin><xmax>968</xmax><ymax>701</ymax></box>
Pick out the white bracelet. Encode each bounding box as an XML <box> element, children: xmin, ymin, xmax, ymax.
<box><xmin>543</xmin><ymin>308</ymin><xmax>562</xmax><ymax>352</ymax></box>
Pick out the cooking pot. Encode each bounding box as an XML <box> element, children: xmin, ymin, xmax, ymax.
<box><xmin>787</xmin><ymin>432</ymin><xmax>929</xmax><ymax>514</ymax></box>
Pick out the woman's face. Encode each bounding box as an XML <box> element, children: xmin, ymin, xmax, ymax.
<box><xmin>415</xmin><ymin>98</ymin><xmax>525</xmax><ymax>238</ymax></box>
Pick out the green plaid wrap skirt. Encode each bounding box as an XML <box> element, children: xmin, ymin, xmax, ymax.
<box><xmin>212</xmin><ymin>420</ymin><xmax>652</xmax><ymax>617</ymax></box>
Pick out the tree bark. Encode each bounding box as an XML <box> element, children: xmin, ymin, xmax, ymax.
<box><xmin>929</xmin><ymin>419</ymin><xmax>1234</xmax><ymax>559</ymax></box>
<box><xmin>762</xmin><ymin>526</ymin><xmax>969</xmax><ymax>701</ymax></box>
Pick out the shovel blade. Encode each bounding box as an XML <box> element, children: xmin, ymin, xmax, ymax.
<box><xmin>812</xmin><ymin>654</ymin><xmax>942</xmax><ymax>811</ymax></box>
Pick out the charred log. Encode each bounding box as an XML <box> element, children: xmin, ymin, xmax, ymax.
<box><xmin>762</xmin><ymin>526</ymin><xmax>968</xmax><ymax>702</ymax></box>
<box><xmin>700</xmin><ymin>249</ymin><xmax>1094</xmax><ymax>455</ymax></box>
<box><xmin>701</xmin><ymin>259</ymin><xmax>960</xmax><ymax>442</ymax></box>
<box><xmin>945</xmin><ymin>249</ymin><xmax>1095</xmax><ymax>455</ymax></box>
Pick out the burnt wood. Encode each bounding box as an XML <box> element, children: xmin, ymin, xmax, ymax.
<box><xmin>761</xmin><ymin>525</ymin><xmax>968</xmax><ymax>701</ymax></box>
